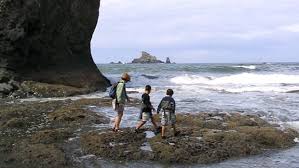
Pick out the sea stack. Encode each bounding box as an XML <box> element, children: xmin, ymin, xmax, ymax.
<box><xmin>0</xmin><ymin>0</ymin><xmax>110</xmax><ymax>97</ymax></box>
<box><xmin>166</xmin><ymin>57</ymin><xmax>171</xmax><ymax>64</ymax></box>
<box><xmin>110</xmin><ymin>61</ymin><xmax>123</xmax><ymax>64</ymax></box>
<box><xmin>131</xmin><ymin>51</ymin><xmax>164</xmax><ymax>64</ymax></box>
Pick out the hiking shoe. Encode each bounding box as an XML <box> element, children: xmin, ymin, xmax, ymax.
<box><xmin>135</xmin><ymin>129</ymin><xmax>140</xmax><ymax>133</ymax></box>
<box><xmin>113</xmin><ymin>128</ymin><xmax>120</xmax><ymax>132</ymax></box>
<box><xmin>161</xmin><ymin>136</ymin><xmax>166</xmax><ymax>139</ymax></box>
<box><xmin>154</xmin><ymin>127</ymin><xmax>161</xmax><ymax>135</ymax></box>
<box><xmin>156</xmin><ymin>126</ymin><xmax>162</xmax><ymax>131</ymax></box>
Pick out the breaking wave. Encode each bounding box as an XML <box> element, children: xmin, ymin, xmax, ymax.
<box><xmin>170</xmin><ymin>73</ymin><xmax>299</xmax><ymax>85</ymax></box>
<box><xmin>170</xmin><ymin>73</ymin><xmax>299</xmax><ymax>93</ymax></box>
<box><xmin>233</xmin><ymin>65</ymin><xmax>256</xmax><ymax>70</ymax></box>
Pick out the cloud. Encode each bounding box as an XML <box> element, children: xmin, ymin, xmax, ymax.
<box><xmin>91</xmin><ymin>0</ymin><xmax>299</xmax><ymax>63</ymax></box>
<box><xmin>280</xmin><ymin>24</ymin><xmax>299</xmax><ymax>33</ymax></box>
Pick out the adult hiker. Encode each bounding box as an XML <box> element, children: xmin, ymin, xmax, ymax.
<box><xmin>112</xmin><ymin>72</ymin><xmax>131</xmax><ymax>132</ymax></box>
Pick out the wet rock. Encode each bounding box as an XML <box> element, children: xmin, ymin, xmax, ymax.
<box><xmin>30</xmin><ymin>128</ymin><xmax>72</xmax><ymax>144</ymax></box>
<box><xmin>225</xmin><ymin>114</ymin><xmax>270</xmax><ymax>128</ymax></box>
<box><xmin>0</xmin><ymin>98</ymin><xmax>113</xmax><ymax>167</ymax></box>
<box><xmin>80</xmin><ymin>128</ymin><xmax>155</xmax><ymax>161</ymax></box>
<box><xmin>1</xmin><ymin>98</ymin><xmax>298</xmax><ymax>166</ymax></box>
<box><xmin>20</xmin><ymin>81</ymin><xmax>89</xmax><ymax>98</ymax></box>
<box><xmin>0</xmin><ymin>83</ymin><xmax>13</xmax><ymax>95</ymax></box>
<box><xmin>48</xmin><ymin>106</ymin><xmax>109</xmax><ymax>127</ymax></box>
<box><xmin>0</xmin><ymin>101</ymin><xmax>64</xmax><ymax>131</ymax></box>
<box><xmin>287</xmin><ymin>90</ymin><xmax>299</xmax><ymax>93</ymax></box>
<box><xmin>141</xmin><ymin>74</ymin><xmax>159</xmax><ymax>79</ymax></box>
<box><xmin>203</xmin><ymin>120</ymin><xmax>224</xmax><ymax>130</ymax></box>
<box><xmin>12</xmin><ymin>143</ymin><xmax>67</xmax><ymax>168</ymax></box>
<box><xmin>236</xmin><ymin>126</ymin><xmax>296</xmax><ymax>148</ymax></box>
<box><xmin>82</xmin><ymin>113</ymin><xmax>298</xmax><ymax>164</ymax></box>
<box><xmin>0</xmin><ymin>0</ymin><xmax>110</xmax><ymax>97</ymax></box>
<box><xmin>2</xmin><ymin>118</ymin><xmax>28</xmax><ymax>128</ymax></box>
<box><xmin>72</xmin><ymin>98</ymin><xmax>114</xmax><ymax>107</ymax></box>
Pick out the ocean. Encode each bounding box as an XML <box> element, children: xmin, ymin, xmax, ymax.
<box><xmin>98</xmin><ymin>63</ymin><xmax>299</xmax><ymax>124</ymax></box>
<box><xmin>18</xmin><ymin>63</ymin><xmax>299</xmax><ymax>167</ymax></box>
<box><xmin>94</xmin><ymin>63</ymin><xmax>299</xmax><ymax>168</ymax></box>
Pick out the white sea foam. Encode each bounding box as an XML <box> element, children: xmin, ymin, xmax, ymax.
<box><xmin>220</xmin><ymin>86</ymin><xmax>299</xmax><ymax>93</ymax></box>
<box><xmin>284</xmin><ymin>121</ymin><xmax>299</xmax><ymax>131</ymax></box>
<box><xmin>170</xmin><ymin>73</ymin><xmax>299</xmax><ymax>93</ymax></box>
<box><xmin>171</xmin><ymin>73</ymin><xmax>299</xmax><ymax>85</ymax></box>
<box><xmin>126</xmin><ymin>87</ymin><xmax>144</xmax><ymax>93</ymax></box>
<box><xmin>233</xmin><ymin>65</ymin><xmax>256</xmax><ymax>70</ymax></box>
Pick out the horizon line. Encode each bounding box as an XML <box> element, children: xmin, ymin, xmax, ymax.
<box><xmin>95</xmin><ymin>61</ymin><xmax>299</xmax><ymax>64</ymax></box>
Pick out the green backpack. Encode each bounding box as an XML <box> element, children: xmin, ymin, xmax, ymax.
<box><xmin>161</xmin><ymin>100</ymin><xmax>175</xmax><ymax>112</ymax></box>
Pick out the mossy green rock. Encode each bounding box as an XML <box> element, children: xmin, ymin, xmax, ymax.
<box><xmin>0</xmin><ymin>98</ymin><xmax>111</xmax><ymax>167</ymax></box>
<box><xmin>81</xmin><ymin>113</ymin><xmax>298</xmax><ymax>164</ymax></box>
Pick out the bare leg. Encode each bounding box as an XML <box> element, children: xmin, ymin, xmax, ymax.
<box><xmin>172</xmin><ymin>124</ymin><xmax>180</xmax><ymax>136</ymax></box>
<box><xmin>172</xmin><ymin>124</ymin><xmax>176</xmax><ymax>134</ymax></box>
<box><xmin>115</xmin><ymin>111</ymin><xmax>123</xmax><ymax>130</ymax></box>
<box><xmin>150</xmin><ymin>117</ymin><xmax>158</xmax><ymax>129</ymax></box>
<box><xmin>113</xmin><ymin>121</ymin><xmax>116</xmax><ymax>130</ymax></box>
<box><xmin>161</xmin><ymin>126</ymin><xmax>166</xmax><ymax>138</ymax></box>
<box><xmin>136</xmin><ymin>121</ymin><xmax>146</xmax><ymax>130</ymax></box>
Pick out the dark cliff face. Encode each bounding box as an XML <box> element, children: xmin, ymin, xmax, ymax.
<box><xmin>0</xmin><ymin>0</ymin><xmax>110</xmax><ymax>96</ymax></box>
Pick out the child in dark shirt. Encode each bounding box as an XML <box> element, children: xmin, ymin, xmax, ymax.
<box><xmin>157</xmin><ymin>89</ymin><xmax>179</xmax><ymax>139</ymax></box>
<box><xmin>135</xmin><ymin>85</ymin><xmax>160</xmax><ymax>133</ymax></box>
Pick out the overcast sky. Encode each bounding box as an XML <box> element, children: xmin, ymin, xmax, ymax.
<box><xmin>91</xmin><ymin>0</ymin><xmax>299</xmax><ymax>63</ymax></box>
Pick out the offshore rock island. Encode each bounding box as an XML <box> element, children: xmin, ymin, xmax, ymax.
<box><xmin>132</xmin><ymin>51</ymin><xmax>164</xmax><ymax>64</ymax></box>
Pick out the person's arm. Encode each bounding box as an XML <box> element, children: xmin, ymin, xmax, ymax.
<box><xmin>124</xmin><ymin>85</ymin><xmax>130</xmax><ymax>102</ymax></box>
<box><xmin>173</xmin><ymin>99</ymin><xmax>176</xmax><ymax>114</ymax></box>
<box><xmin>148</xmin><ymin>96</ymin><xmax>156</xmax><ymax>111</ymax></box>
<box><xmin>157</xmin><ymin>99</ymin><xmax>163</xmax><ymax>114</ymax></box>
<box><xmin>116</xmin><ymin>83</ymin><xmax>124</xmax><ymax>103</ymax></box>
<box><xmin>143</xmin><ymin>94</ymin><xmax>152</xmax><ymax>108</ymax></box>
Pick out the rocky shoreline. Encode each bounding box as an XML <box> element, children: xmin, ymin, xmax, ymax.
<box><xmin>81</xmin><ymin>113</ymin><xmax>298</xmax><ymax>164</ymax></box>
<box><xmin>0</xmin><ymin>97</ymin><xmax>298</xmax><ymax>167</ymax></box>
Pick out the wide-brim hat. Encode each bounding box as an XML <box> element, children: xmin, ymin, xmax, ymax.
<box><xmin>121</xmin><ymin>72</ymin><xmax>131</xmax><ymax>81</ymax></box>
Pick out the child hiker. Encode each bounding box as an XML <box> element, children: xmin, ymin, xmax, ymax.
<box><xmin>135</xmin><ymin>85</ymin><xmax>161</xmax><ymax>133</ymax></box>
<box><xmin>157</xmin><ymin>89</ymin><xmax>179</xmax><ymax>139</ymax></box>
